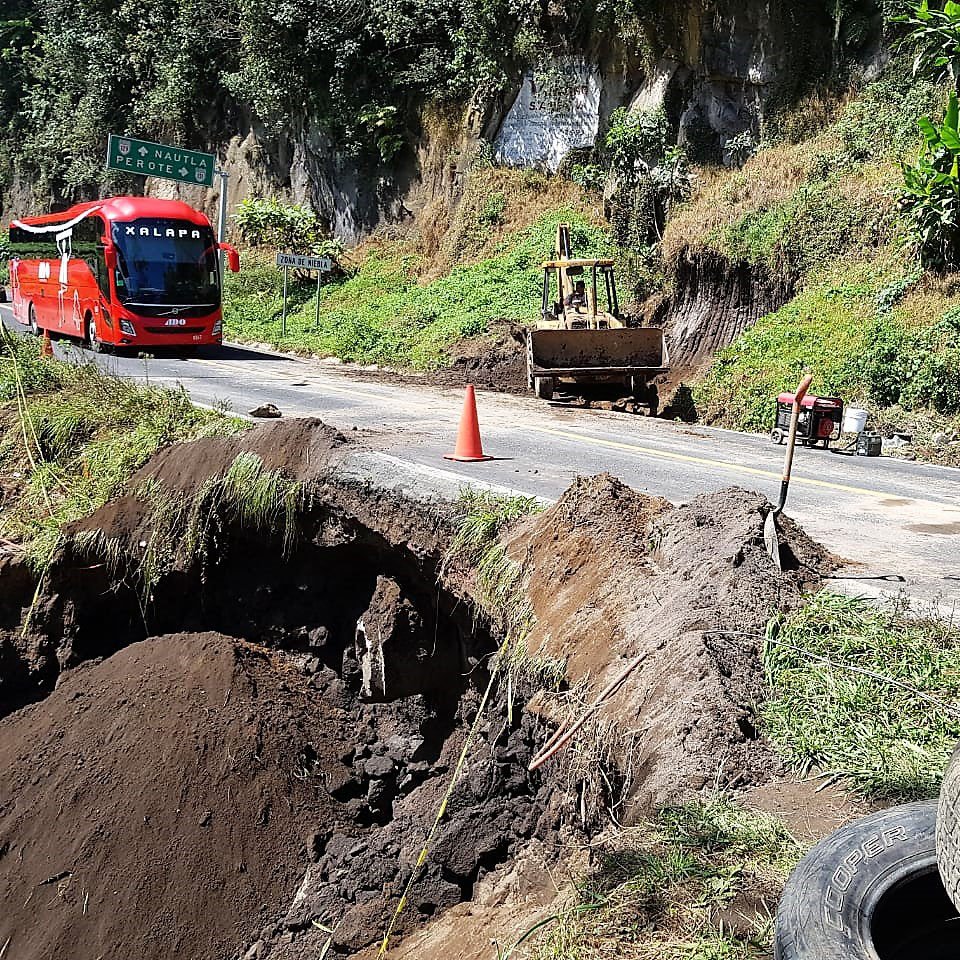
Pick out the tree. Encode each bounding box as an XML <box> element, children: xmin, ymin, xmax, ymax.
<box><xmin>895</xmin><ymin>0</ymin><xmax>960</xmax><ymax>93</ymax></box>
<box><xmin>901</xmin><ymin>92</ymin><xmax>960</xmax><ymax>270</ymax></box>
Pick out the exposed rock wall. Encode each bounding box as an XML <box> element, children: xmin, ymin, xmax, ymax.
<box><xmin>650</xmin><ymin>246</ymin><xmax>795</xmax><ymax>388</ymax></box>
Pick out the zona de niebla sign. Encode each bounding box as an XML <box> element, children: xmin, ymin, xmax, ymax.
<box><xmin>107</xmin><ymin>134</ymin><xmax>215</xmax><ymax>187</ymax></box>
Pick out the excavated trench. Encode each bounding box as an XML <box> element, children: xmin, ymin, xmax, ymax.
<box><xmin>0</xmin><ymin>420</ymin><xmax>830</xmax><ymax>960</ymax></box>
<box><xmin>0</xmin><ymin>455</ymin><xmax>578</xmax><ymax>960</ymax></box>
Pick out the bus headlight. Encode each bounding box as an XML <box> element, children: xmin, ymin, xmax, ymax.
<box><xmin>212</xmin><ymin>319</ymin><xmax>222</xmax><ymax>336</ymax></box>
<box><xmin>119</xmin><ymin>319</ymin><xmax>136</xmax><ymax>336</ymax></box>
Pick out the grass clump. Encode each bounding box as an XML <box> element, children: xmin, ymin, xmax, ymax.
<box><xmin>763</xmin><ymin>591</ymin><xmax>960</xmax><ymax>801</ymax></box>
<box><xmin>74</xmin><ymin>451</ymin><xmax>307</xmax><ymax>608</ymax></box>
<box><xmin>446</xmin><ymin>489</ymin><xmax>542</xmax><ymax>637</ymax></box>
<box><xmin>444</xmin><ymin>489</ymin><xmax>566</xmax><ymax>690</ymax></box>
<box><xmin>0</xmin><ymin>334</ymin><xmax>235</xmax><ymax>568</ymax></box>
<box><xmin>224</xmin><ymin>208</ymin><xmax>614</xmax><ymax>368</ymax></box>
<box><xmin>525</xmin><ymin>796</ymin><xmax>801</xmax><ymax>960</ymax></box>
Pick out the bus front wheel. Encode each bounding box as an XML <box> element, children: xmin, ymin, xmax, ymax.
<box><xmin>86</xmin><ymin>316</ymin><xmax>103</xmax><ymax>354</ymax></box>
<box><xmin>28</xmin><ymin>303</ymin><xmax>39</xmax><ymax>337</ymax></box>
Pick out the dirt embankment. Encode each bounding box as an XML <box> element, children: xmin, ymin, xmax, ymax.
<box><xmin>511</xmin><ymin>473</ymin><xmax>827</xmax><ymax>809</ymax></box>
<box><xmin>0</xmin><ymin>635</ymin><xmax>336</xmax><ymax>960</ymax></box>
<box><xmin>0</xmin><ymin>418</ymin><xmax>829</xmax><ymax>960</ymax></box>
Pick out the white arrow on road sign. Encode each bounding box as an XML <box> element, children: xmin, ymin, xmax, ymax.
<box><xmin>179</xmin><ymin>167</ymin><xmax>188</xmax><ymax>177</ymax></box>
<box><xmin>138</xmin><ymin>146</ymin><xmax>148</xmax><ymax>156</ymax></box>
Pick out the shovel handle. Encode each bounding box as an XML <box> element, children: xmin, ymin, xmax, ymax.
<box><xmin>776</xmin><ymin>374</ymin><xmax>813</xmax><ymax>513</ymax></box>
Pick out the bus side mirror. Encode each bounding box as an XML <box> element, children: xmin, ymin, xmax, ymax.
<box><xmin>219</xmin><ymin>243</ymin><xmax>240</xmax><ymax>273</ymax></box>
<box><xmin>104</xmin><ymin>245</ymin><xmax>118</xmax><ymax>272</ymax></box>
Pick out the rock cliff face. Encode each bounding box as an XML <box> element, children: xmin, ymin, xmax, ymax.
<box><xmin>142</xmin><ymin>0</ymin><xmax>850</xmax><ymax>241</ymax></box>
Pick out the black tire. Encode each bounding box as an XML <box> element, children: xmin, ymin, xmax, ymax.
<box><xmin>85</xmin><ymin>315</ymin><xmax>102</xmax><ymax>353</ymax></box>
<box><xmin>771</xmin><ymin>428</ymin><xmax>785</xmax><ymax>444</ymax></box>
<box><xmin>629</xmin><ymin>378</ymin><xmax>659</xmax><ymax>416</ymax></box>
<box><xmin>646</xmin><ymin>385</ymin><xmax>659</xmax><ymax>417</ymax></box>
<box><xmin>775</xmin><ymin>801</ymin><xmax>957</xmax><ymax>959</ymax></box>
<box><xmin>936</xmin><ymin>742</ymin><xmax>960</xmax><ymax>911</ymax></box>
<box><xmin>534</xmin><ymin>376</ymin><xmax>554</xmax><ymax>401</ymax></box>
<box><xmin>28</xmin><ymin>303</ymin><xmax>39</xmax><ymax>337</ymax></box>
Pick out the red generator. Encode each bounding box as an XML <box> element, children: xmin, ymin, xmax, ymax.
<box><xmin>771</xmin><ymin>392</ymin><xmax>843</xmax><ymax>449</ymax></box>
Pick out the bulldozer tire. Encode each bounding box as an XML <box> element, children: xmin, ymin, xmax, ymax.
<box><xmin>647</xmin><ymin>386</ymin><xmax>659</xmax><ymax>417</ymax></box>
<box><xmin>775</xmin><ymin>801</ymin><xmax>956</xmax><ymax>959</ymax></box>
<box><xmin>936</xmin><ymin>742</ymin><xmax>960</xmax><ymax>911</ymax></box>
<box><xmin>534</xmin><ymin>377</ymin><xmax>555</xmax><ymax>401</ymax></box>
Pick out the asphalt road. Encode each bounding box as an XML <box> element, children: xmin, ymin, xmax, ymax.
<box><xmin>2</xmin><ymin>301</ymin><xmax>958</xmax><ymax>614</ymax></box>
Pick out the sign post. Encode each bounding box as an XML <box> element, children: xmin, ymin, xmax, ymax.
<box><xmin>215</xmin><ymin>170</ymin><xmax>229</xmax><ymax>276</ymax></box>
<box><xmin>275</xmin><ymin>252</ymin><xmax>334</xmax><ymax>338</ymax></box>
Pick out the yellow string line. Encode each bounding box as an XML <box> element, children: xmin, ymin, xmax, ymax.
<box><xmin>376</xmin><ymin>636</ymin><xmax>510</xmax><ymax>958</ymax></box>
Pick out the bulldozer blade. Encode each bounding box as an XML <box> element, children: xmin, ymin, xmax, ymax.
<box><xmin>529</xmin><ymin>327</ymin><xmax>665</xmax><ymax>375</ymax></box>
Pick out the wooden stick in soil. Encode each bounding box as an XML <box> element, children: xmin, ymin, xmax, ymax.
<box><xmin>528</xmin><ymin>646</ymin><xmax>657</xmax><ymax>772</ymax></box>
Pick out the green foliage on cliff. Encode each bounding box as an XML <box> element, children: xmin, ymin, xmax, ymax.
<box><xmin>224</xmin><ymin>209</ymin><xmax>614</xmax><ymax>366</ymax></box>
<box><xmin>0</xmin><ymin>0</ymin><xmax>678</xmax><ymax>200</ymax></box>
<box><xmin>695</xmin><ymin>257</ymin><xmax>960</xmax><ymax>429</ymax></box>
<box><xmin>673</xmin><ymin>54</ymin><xmax>960</xmax><ymax>454</ymax></box>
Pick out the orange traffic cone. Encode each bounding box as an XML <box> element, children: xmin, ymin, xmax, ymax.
<box><xmin>40</xmin><ymin>329</ymin><xmax>53</xmax><ymax>359</ymax></box>
<box><xmin>445</xmin><ymin>385</ymin><xmax>493</xmax><ymax>462</ymax></box>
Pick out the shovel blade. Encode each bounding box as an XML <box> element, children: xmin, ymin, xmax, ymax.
<box><xmin>764</xmin><ymin>512</ymin><xmax>782</xmax><ymax>571</ymax></box>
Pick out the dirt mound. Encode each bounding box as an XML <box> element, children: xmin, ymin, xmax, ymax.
<box><xmin>0</xmin><ymin>633</ymin><xmax>336</xmax><ymax>960</ymax></box>
<box><xmin>512</xmin><ymin>475</ymin><xmax>828</xmax><ymax>809</ymax></box>
<box><xmin>0</xmin><ymin>418</ymin><xmax>835</xmax><ymax>958</ymax></box>
<box><xmin>74</xmin><ymin>417</ymin><xmax>346</xmax><ymax>541</ymax></box>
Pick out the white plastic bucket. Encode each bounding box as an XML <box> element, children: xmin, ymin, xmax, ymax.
<box><xmin>843</xmin><ymin>407</ymin><xmax>869</xmax><ymax>434</ymax></box>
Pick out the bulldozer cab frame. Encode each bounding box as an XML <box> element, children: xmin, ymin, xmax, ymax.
<box><xmin>541</xmin><ymin>223</ymin><xmax>621</xmax><ymax>330</ymax></box>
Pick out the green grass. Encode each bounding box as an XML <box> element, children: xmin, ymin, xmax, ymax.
<box><xmin>224</xmin><ymin>209</ymin><xmax>615</xmax><ymax>368</ymax></box>
<box><xmin>763</xmin><ymin>591</ymin><xmax>960</xmax><ymax>801</ymax></box>
<box><xmin>670</xmin><ymin>59</ymin><xmax>960</xmax><ymax>455</ymax></box>
<box><xmin>71</xmin><ymin>451</ymin><xmax>306</xmax><ymax>605</ymax></box>
<box><xmin>525</xmin><ymin>797</ymin><xmax>802</xmax><ymax>960</ymax></box>
<box><xmin>445</xmin><ymin>489</ymin><xmax>542</xmax><ymax>636</ymax></box>
<box><xmin>692</xmin><ymin>254</ymin><xmax>960</xmax><ymax>446</ymax></box>
<box><xmin>443</xmin><ymin>490</ymin><xmax>567</xmax><ymax>690</ymax></box>
<box><xmin>0</xmin><ymin>333</ymin><xmax>236</xmax><ymax>568</ymax></box>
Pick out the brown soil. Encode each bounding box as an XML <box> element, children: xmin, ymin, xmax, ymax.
<box><xmin>0</xmin><ymin>419</ymin><xmax>838</xmax><ymax>959</ymax></box>
<box><xmin>0</xmin><ymin>633</ymin><xmax>335</xmax><ymax>960</ymax></box>
<box><xmin>744</xmin><ymin>776</ymin><xmax>875</xmax><ymax>844</ymax></box>
<box><xmin>0</xmin><ymin>420</ymin><xmax>566</xmax><ymax>959</ymax></box>
<box><xmin>510</xmin><ymin>474</ymin><xmax>829</xmax><ymax>809</ymax></box>
<box><xmin>341</xmin><ymin>321</ymin><xmax>529</xmax><ymax>396</ymax></box>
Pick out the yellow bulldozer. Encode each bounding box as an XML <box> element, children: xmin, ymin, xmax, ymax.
<box><xmin>526</xmin><ymin>224</ymin><xmax>669</xmax><ymax>413</ymax></box>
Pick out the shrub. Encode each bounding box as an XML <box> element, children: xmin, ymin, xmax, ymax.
<box><xmin>233</xmin><ymin>197</ymin><xmax>342</xmax><ymax>257</ymax></box>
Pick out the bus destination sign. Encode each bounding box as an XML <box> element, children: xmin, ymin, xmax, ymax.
<box><xmin>107</xmin><ymin>134</ymin><xmax>215</xmax><ymax>187</ymax></box>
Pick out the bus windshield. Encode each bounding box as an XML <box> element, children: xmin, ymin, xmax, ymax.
<box><xmin>112</xmin><ymin>218</ymin><xmax>220</xmax><ymax>306</ymax></box>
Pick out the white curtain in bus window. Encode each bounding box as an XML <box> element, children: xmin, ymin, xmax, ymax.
<box><xmin>56</xmin><ymin>229</ymin><xmax>72</xmax><ymax>287</ymax></box>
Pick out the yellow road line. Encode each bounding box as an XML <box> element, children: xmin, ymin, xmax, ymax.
<box><xmin>529</xmin><ymin>424</ymin><xmax>938</xmax><ymax>502</ymax></box>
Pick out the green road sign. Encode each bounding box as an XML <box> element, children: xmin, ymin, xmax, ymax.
<box><xmin>106</xmin><ymin>134</ymin><xmax>215</xmax><ymax>187</ymax></box>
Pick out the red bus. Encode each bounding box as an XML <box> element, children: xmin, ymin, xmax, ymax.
<box><xmin>8</xmin><ymin>196</ymin><xmax>239</xmax><ymax>351</ymax></box>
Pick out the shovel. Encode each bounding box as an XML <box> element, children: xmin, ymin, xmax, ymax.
<box><xmin>764</xmin><ymin>373</ymin><xmax>814</xmax><ymax>569</ymax></box>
